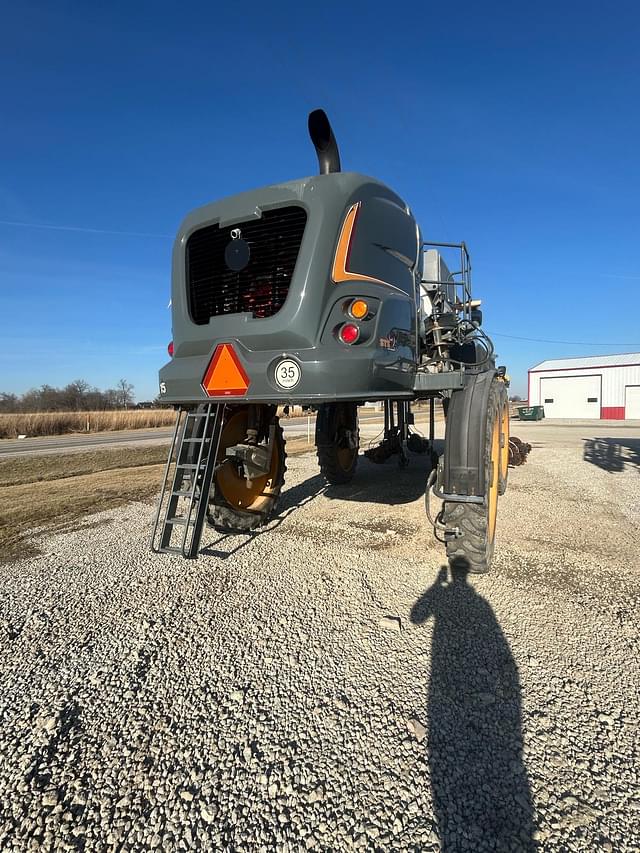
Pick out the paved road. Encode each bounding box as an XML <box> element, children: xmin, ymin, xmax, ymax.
<box><xmin>0</xmin><ymin>412</ymin><xmax>445</xmax><ymax>457</ymax></box>
<box><xmin>2</xmin><ymin>414</ymin><xmax>636</xmax><ymax>458</ymax></box>
<box><xmin>0</xmin><ymin>415</ymin><xmax>316</xmax><ymax>457</ymax></box>
<box><xmin>0</xmin><ymin>427</ymin><xmax>176</xmax><ymax>456</ymax></box>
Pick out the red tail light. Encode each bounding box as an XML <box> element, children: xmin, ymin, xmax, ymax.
<box><xmin>168</xmin><ymin>341</ymin><xmax>174</xmax><ymax>356</ymax></box>
<box><xmin>338</xmin><ymin>323</ymin><xmax>360</xmax><ymax>345</ymax></box>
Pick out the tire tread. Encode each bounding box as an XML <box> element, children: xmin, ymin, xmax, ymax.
<box><xmin>444</xmin><ymin>379</ymin><xmax>502</xmax><ymax>574</ymax></box>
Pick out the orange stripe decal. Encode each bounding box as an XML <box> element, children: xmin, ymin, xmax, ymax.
<box><xmin>331</xmin><ymin>202</ymin><xmax>389</xmax><ymax>286</ymax></box>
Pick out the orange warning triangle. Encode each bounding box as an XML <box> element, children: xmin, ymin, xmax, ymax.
<box><xmin>202</xmin><ymin>344</ymin><xmax>250</xmax><ymax>397</ymax></box>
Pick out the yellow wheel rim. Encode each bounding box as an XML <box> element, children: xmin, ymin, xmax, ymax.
<box><xmin>337</xmin><ymin>446</ymin><xmax>357</xmax><ymax>471</ymax></box>
<box><xmin>488</xmin><ymin>411</ymin><xmax>500</xmax><ymax>542</ymax></box>
<box><xmin>215</xmin><ymin>410</ymin><xmax>283</xmax><ymax>511</ymax></box>
<box><xmin>334</xmin><ymin>404</ymin><xmax>358</xmax><ymax>471</ymax></box>
<box><xmin>500</xmin><ymin>402</ymin><xmax>510</xmax><ymax>482</ymax></box>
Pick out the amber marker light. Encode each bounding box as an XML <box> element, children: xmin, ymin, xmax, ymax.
<box><xmin>349</xmin><ymin>299</ymin><xmax>369</xmax><ymax>320</ymax></box>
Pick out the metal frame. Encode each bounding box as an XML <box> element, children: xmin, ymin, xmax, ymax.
<box><xmin>421</xmin><ymin>240</ymin><xmax>473</xmax><ymax>324</ymax></box>
<box><xmin>150</xmin><ymin>404</ymin><xmax>226</xmax><ymax>558</ymax></box>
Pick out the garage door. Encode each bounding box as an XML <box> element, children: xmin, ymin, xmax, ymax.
<box><xmin>539</xmin><ymin>375</ymin><xmax>601</xmax><ymax>419</ymax></box>
<box><xmin>626</xmin><ymin>386</ymin><xmax>640</xmax><ymax>419</ymax></box>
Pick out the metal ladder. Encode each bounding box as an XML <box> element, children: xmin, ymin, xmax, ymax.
<box><xmin>150</xmin><ymin>404</ymin><xmax>225</xmax><ymax>558</ymax></box>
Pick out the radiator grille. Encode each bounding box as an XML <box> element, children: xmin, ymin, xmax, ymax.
<box><xmin>186</xmin><ymin>206</ymin><xmax>307</xmax><ymax>324</ymax></box>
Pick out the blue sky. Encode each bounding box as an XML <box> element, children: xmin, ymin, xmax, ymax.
<box><xmin>1</xmin><ymin>0</ymin><xmax>639</xmax><ymax>400</ymax></box>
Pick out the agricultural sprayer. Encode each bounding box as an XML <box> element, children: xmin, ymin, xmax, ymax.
<box><xmin>151</xmin><ymin>110</ymin><xmax>511</xmax><ymax>573</ymax></box>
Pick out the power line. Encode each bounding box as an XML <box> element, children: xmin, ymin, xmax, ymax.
<box><xmin>0</xmin><ymin>219</ymin><xmax>172</xmax><ymax>238</ymax></box>
<box><xmin>489</xmin><ymin>331</ymin><xmax>639</xmax><ymax>347</ymax></box>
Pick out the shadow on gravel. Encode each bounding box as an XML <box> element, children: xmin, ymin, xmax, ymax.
<box><xmin>411</xmin><ymin>560</ymin><xmax>535</xmax><ymax>852</ymax></box>
<box><xmin>324</xmin><ymin>443</ymin><xmax>441</xmax><ymax>505</ymax></box>
<box><xmin>200</xmin><ymin>474</ymin><xmax>327</xmax><ymax>559</ymax></box>
<box><xmin>583</xmin><ymin>437</ymin><xmax>640</xmax><ymax>473</ymax></box>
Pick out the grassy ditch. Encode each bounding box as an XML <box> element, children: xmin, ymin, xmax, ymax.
<box><xmin>0</xmin><ymin>446</ymin><xmax>168</xmax><ymax>562</ymax></box>
<box><xmin>0</xmin><ymin>438</ymin><xmax>313</xmax><ymax>563</ymax></box>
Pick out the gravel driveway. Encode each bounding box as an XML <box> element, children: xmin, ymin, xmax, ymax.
<box><xmin>1</xmin><ymin>426</ymin><xmax>639</xmax><ymax>852</ymax></box>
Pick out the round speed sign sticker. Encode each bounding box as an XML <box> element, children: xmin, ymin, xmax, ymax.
<box><xmin>274</xmin><ymin>359</ymin><xmax>301</xmax><ymax>390</ymax></box>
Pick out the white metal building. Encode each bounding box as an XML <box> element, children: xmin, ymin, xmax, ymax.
<box><xmin>528</xmin><ymin>353</ymin><xmax>640</xmax><ymax>420</ymax></box>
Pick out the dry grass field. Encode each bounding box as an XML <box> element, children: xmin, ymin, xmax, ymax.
<box><xmin>0</xmin><ymin>409</ymin><xmax>176</xmax><ymax>439</ymax></box>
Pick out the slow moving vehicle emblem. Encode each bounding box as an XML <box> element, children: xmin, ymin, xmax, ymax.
<box><xmin>202</xmin><ymin>343</ymin><xmax>250</xmax><ymax>397</ymax></box>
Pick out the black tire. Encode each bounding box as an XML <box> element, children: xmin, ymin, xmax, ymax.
<box><xmin>207</xmin><ymin>409</ymin><xmax>286</xmax><ymax>532</ymax></box>
<box><xmin>443</xmin><ymin>379</ymin><xmax>502</xmax><ymax>574</ymax></box>
<box><xmin>316</xmin><ymin>402</ymin><xmax>359</xmax><ymax>485</ymax></box>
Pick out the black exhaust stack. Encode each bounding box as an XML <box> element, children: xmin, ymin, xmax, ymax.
<box><xmin>308</xmin><ymin>109</ymin><xmax>341</xmax><ymax>174</ymax></box>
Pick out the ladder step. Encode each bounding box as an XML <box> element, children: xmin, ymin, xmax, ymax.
<box><xmin>150</xmin><ymin>403</ymin><xmax>223</xmax><ymax>559</ymax></box>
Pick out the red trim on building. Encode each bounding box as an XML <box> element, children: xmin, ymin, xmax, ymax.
<box><xmin>601</xmin><ymin>406</ymin><xmax>625</xmax><ymax>420</ymax></box>
<box><xmin>527</xmin><ymin>370</ymin><xmax>531</xmax><ymax>405</ymax></box>
<box><xmin>530</xmin><ymin>363</ymin><xmax>640</xmax><ymax>373</ymax></box>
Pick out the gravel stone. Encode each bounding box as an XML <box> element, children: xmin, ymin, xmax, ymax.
<box><xmin>407</xmin><ymin>717</ymin><xmax>427</xmax><ymax>743</ymax></box>
<box><xmin>41</xmin><ymin>716</ymin><xmax>58</xmax><ymax>733</ymax></box>
<box><xmin>200</xmin><ymin>805</ymin><xmax>216</xmax><ymax>823</ymax></box>
<box><xmin>379</xmin><ymin>615</ymin><xmax>402</xmax><ymax>632</ymax></box>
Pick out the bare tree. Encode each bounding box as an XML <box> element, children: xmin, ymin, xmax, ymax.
<box><xmin>64</xmin><ymin>380</ymin><xmax>92</xmax><ymax>411</ymax></box>
<box><xmin>116</xmin><ymin>379</ymin><xmax>135</xmax><ymax>409</ymax></box>
<box><xmin>0</xmin><ymin>392</ymin><xmax>19</xmax><ymax>413</ymax></box>
<box><xmin>0</xmin><ymin>381</ymin><xmax>137</xmax><ymax>412</ymax></box>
